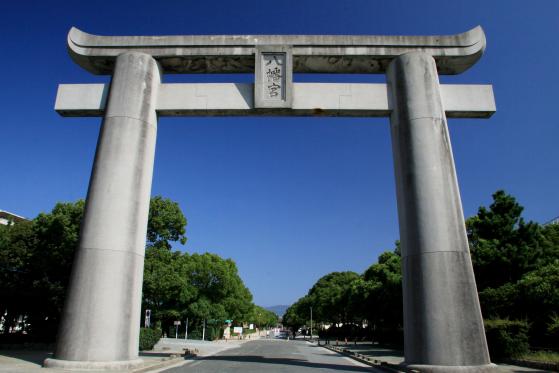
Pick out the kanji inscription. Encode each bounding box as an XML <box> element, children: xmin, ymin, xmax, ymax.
<box><xmin>263</xmin><ymin>53</ymin><xmax>285</xmax><ymax>100</ymax></box>
<box><xmin>255</xmin><ymin>46</ymin><xmax>292</xmax><ymax>108</ymax></box>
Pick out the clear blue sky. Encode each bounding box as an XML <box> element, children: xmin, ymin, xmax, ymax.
<box><xmin>1</xmin><ymin>1</ymin><xmax>558</xmax><ymax>307</ymax></box>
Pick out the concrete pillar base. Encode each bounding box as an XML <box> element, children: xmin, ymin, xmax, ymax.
<box><xmin>44</xmin><ymin>357</ymin><xmax>144</xmax><ymax>370</ymax></box>
<box><xmin>405</xmin><ymin>363</ymin><xmax>500</xmax><ymax>372</ymax></box>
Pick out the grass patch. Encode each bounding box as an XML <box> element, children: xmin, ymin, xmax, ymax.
<box><xmin>519</xmin><ymin>350</ymin><xmax>559</xmax><ymax>364</ymax></box>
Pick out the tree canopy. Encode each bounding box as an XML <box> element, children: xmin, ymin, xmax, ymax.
<box><xmin>0</xmin><ymin>196</ymin><xmax>267</xmax><ymax>342</ymax></box>
<box><xmin>283</xmin><ymin>245</ymin><xmax>402</xmax><ymax>344</ymax></box>
<box><xmin>467</xmin><ymin>190</ymin><xmax>559</xmax><ymax>348</ymax></box>
<box><xmin>0</xmin><ymin>201</ymin><xmax>84</xmax><ymax>339</ymax></box>
<box><xmin>284</xmin><ymin>190</ymin><xmax>559</xmax><ymax>351</ymax></box>
<box><xmin>142</xmin><ymin>248</ymin><xmax>255</xmax><ymax>334</ymax></box>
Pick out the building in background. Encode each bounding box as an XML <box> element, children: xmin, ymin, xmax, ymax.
<box><xmin>0</xmin><ymin>210</ymin><xmax>27</xmax><ymax>225</ymax></box>
<box><xmin>0</xmin><ymin>209</ymin><xmax>29</xmax><ymax>333</ymax></box>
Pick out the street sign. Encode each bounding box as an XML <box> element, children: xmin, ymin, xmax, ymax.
<box><xmin>144</xmin><ymin>309</ymin><xmax>151</xmax><ymax>328</ymax></box>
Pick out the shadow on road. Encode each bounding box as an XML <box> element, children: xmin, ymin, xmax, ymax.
<box><xmin>0</xmin><ymin>350</ymin><xmax>51</xmax><ymax>365</ymax></box>
<box><xmin>200</xmin><ymin>354</ymin><xmax>375</xmax><ymax>371</ymax></box>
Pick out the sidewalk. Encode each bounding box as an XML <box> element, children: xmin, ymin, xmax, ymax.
<box><xmin>318</xmin><ymin>342</ymin><xmax>555</xmax><ymax>373</ymax></box>
<box><xmin>0</xmin><ymin>349</ymin><xmax>190</xmax><ymax>373</ymax></box>
<box><xmin>0</xmin><ymin>335</ymin><xmax>261</xmax><ymax>372</ymax></box>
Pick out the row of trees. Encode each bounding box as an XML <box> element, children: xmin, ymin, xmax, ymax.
<box><xmin>283</xmin><ymin>248</ymin><xmax>403</xmax><ymax>344</ymax></box>
<box><xmin>143</xmin><ymin>246</ymin><xmax>278</xmax><ymax>337</ymax></box>
<box><xmin>0</xmin><ymin>200</ymin><xmax>85</xmax><ymax>340</ymax></box>
<box><xmin>0</xmin><ymin>197</ymin><xmax>278</xmax><ymax>342</ymax></box>
<box><xmin>283</xmin><ymin>191</ymin><xmax>559</xmax><ymax>353</ymax></box>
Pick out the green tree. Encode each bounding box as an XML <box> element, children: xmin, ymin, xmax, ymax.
<box><xmin>517</xmin><ymin>263</ymin><xmax>559</xmax><ymax>347</ymax></box>
<box><xmin>466</xmin><ymin>190</ymin><xmax>547</xmax><ymax>290</ymax></box>
<box><xmin>282</xmin><ymin>297</ymin><xmax>309</xmax><ymax>336</ymax></box>
<box><xmin>185</xmin><ymin>252</ymin><xmax>253</xmax><ymax>323</ymax></box>
<box><xmin>147</xmin><ymin>196</ymin><xmax>187</xmax><ymax>249</ymax></box>
<box><xmin>0</xmin><ymin>220</ymin><xmax>37</xmax><ymax>335</ymax></box>
<box><xmin>142</xmin><ymin>250</ymin><xmax>254</xmax><ymax>338</ymax></box>
<box><xmin>0</xmin><ymin>196</ymin><xmax>190</xmax><ymax>341</ymax></box>
<box><xmin>250</xmin><ymin>306</ymin><xmax>278</xmax><ymax>328</ymax></box>
<box><xmin>0</xmin><ymin>201</ymin><xmax>84</xmax><ymax>339</ymax></box>
<box><xmin>306</xmin><ymin>271</ymin><xmax>360</xmax><ymax>325</ymax></box>
<box><xmin>467</xmin><ymin>190</ymin><xmax>559</xmax><ymax>349</ymax></box>
<box><xmin>349</xmin><ymin>248</ymin><xmax>402</xmax><ymax>344</ymax></box>
<box><xmin>541</xmin><ymin>223</ymin><xmax>559</xmax><ymax>262</ymax></box>
<box><xmin>284</xmin><ymin>244</ymin><xmax>403</xmax><ymax>344</ymax></box>
<box><xmin>142</xmin><ymin>246</ymin><xmax>195</xmax><ymax>327</ymax></box>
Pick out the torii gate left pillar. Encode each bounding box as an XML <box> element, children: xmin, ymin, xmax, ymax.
<box><xmin>46</xmin><ymin>52</ymin><xmax>161</xmax><ymax>370</ymax></box>
<box><xmin>47</xmin><ymin>27</ymin><xmax>497</xmax><ymax>372</ymax></box>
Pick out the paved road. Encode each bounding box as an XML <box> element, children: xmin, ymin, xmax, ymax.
<box><xmin>163</xmin><ymin>339</ymin><xmax>382</xmax><ymax>372</ymax></box>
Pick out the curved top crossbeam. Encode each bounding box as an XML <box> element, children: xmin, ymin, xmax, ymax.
<box><xmin>67</xmin><ymin>26</ymin><xmax>486</xmax><ymax>75</ymax></box>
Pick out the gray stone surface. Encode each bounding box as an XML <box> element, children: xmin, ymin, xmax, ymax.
<box><xmin>55</xmin><ymin>82</ymin><xmax>495</xmax><ymax>118</ymax></box>
<box><xmin>67</xmin><ymin>26</ymin><xmax>485</xmax><ymax>75</ymax></box>
<box><xmin>45</xmin><ymin>52</ymin><xmax>161</xmax><ymax>369</ymax></box>
<box><xmin>0</xmin><ymin>349</ymin><xmax>186</xmax><ymax>372</ymax></box>
<box><xmin>387</xmin><ymin>52</ymin><xmax>495</xmax><ymax>371</ymax></box>
<box><xmin>54</xmin><ymin>26</ymin><xmax>498</xmax><ymax>371</ymax></box>
<box><xmin>254</xmin><ymin>46</ymin><xmax>293</xmax><ymax>108</ymax></box>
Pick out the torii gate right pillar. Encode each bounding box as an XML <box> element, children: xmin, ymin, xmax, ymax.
<box><xmin>387</xmin><ymin>52</ymin><xmax>494</xmax><ymax>372</ymax></box>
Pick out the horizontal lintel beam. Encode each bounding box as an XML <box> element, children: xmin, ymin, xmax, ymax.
<box><xmin>68</xmin><ymin>27</ymin><xmax>486</xmax><ymax>75</ymax></box>
<box><xmin>55</xmin><ymin>83</ymin><xmax>495</xmax><ymax>118</ymax></box>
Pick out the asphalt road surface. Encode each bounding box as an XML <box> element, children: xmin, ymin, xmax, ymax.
<box><xmin>163</xmin><ymin>339</ymin><xmax>382</xmax><ymax>372</ymax></box>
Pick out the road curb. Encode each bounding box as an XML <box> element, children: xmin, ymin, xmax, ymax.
<box><xmin>132</xmin><ymin>354</ymin><xmax>194</xmax><ymax>373</ymax></box>
<box><xmin>320</xmin><ymin>344</ymin><xmax>414</xmax><ymax>373</ymax></box>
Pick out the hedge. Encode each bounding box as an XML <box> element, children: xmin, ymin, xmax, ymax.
<box><xmin>139</xmin><ymin>327</ymin><xmax>162</xmax><ymax>351</ymax></box>
<box><xmin>484</xmin><ymin>319</ymin><xmax>529</xmax><ymax>359</ymax></box>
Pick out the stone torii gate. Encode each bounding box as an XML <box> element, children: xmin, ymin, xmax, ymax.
<box><xmin>46</xmin><ymin>27</ymin><xmax>496</xmax><ymax>372</ymax></box>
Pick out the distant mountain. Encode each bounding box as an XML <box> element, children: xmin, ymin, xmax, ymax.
<box><xmin>265</xmin><ymin>305</ymin><xmax>289</xmax><ymax>316</ymax></box>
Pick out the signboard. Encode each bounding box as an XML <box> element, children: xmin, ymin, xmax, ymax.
<box><xmin>255</xmin><ymin>46</ymin><xmax>293</xmax><ymax>109</ymax></box>
<box><xmin>249</xmin><ymin>324</ymin><xmax>254</xmax><ymax>330</ymax></box>
<box><xmin>144</xmin><ymin>309</ymin><xmax>151</xmax><ymax>328</ymax></box>
<box><xmin>173</xmin><ymin>320</ymin><xmax>181</xmax><ymax>326</ymax></box>
<box><xmin>233</xmin><ymin>326</ymin><xmax>243</xmax><ymax>334</ymax></box>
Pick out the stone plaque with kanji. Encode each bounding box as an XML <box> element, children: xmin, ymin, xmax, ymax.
<box><xmin>255</xmin><ymin>46</ymin><xmax>292</xmax><ymax>108</ymax></box>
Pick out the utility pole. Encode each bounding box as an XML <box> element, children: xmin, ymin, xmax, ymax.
<box><xmin>185</xmin><ymin>317</ymin><xmax>188</xmax><ymax>340</ymax></box>
<box><xmin>202</xmin><ymin>319</ymin><xmax>206</xmax><ymax>341</ymax></box>
<box><xmin>310</xmin><ymin>306</ymin><xmax>313</xmax><ymax>341</ymax></box>
<box><xmin>174</xmin><ymin>321</ymin><xmax>180</xmax><ymax>339</ymax></box>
